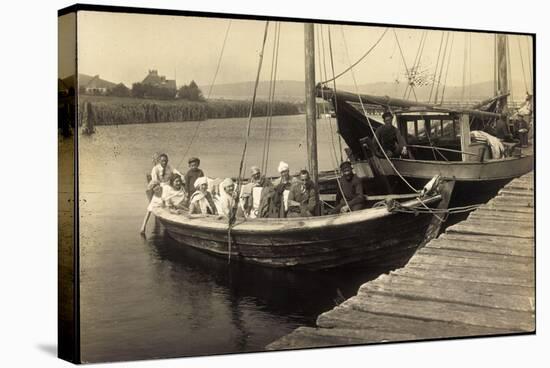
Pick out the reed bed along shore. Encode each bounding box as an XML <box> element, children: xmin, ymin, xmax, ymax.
<box><xmin>78</xmin><ymin>95</ymin><xmax>302</xmax><ymax>127</ymax></box>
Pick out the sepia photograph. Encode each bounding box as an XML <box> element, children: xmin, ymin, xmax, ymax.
<box><xmin>57</xmin><ymin>3</ymin><xmax>535</xmax><ymax>365</ymax></box>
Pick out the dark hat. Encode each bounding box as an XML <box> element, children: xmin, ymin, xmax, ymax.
<box><xmin>382</xmin><ymin>111</ymin><xmax>393</xmax><ymax>119</ymax></box>
<box><xmin>188</xmin><ymin>157</ymin><xmax>200</xmax><ymax>164</ymax></box>
<box><xmin>340</xmin><ymin>161</ymin><xmax>352</xmax><ymax>170</ymax></box>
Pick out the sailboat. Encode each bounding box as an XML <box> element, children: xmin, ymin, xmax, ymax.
<box><xmin>318</xmin><ymin>33</ymin><xmax>533</xmax><ymax>203</ymax></box>
<box><xmin>149</xmin><ymin>23</ymin><xmax>453</xmax><ymax>270</ymax></box>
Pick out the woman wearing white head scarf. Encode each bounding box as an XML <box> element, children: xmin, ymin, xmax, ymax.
<box><xmin>216</xmin><ymin>178</ymin><xmax>237</xmax><ymax>218</ymax></box>
<box><xmin>189</xmin><ymin>176</ymin><xmax>218</xmax><ymax>215</ymax></box>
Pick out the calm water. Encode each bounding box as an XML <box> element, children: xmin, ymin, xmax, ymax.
<box><xmin>77</xmin><ymin>115</ymin><xmax>391</xmax><ymax>362</ymax></box>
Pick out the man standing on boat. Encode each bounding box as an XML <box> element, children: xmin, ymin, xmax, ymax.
<box><xmin>374</xmin><ymin>111</ymin><xmax>407</xmax><ymax>158</ymax></box>
<box><xmin>287</xmin><ymin>169</ymin><xmax>318</xmax><ymax>217</ymax></box>
<box><xmin>333</xmin><ymin>161</ymin><xmax>366</xmax><ymax>213</ymax></box>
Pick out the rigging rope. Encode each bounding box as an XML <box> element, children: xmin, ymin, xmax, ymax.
<box><xmin>493</xmin><ymin>34</ymin><xmax>498</xmax><ymax>95</ymax></box>
<box><xmin>433</xmin><ymin>32</ymin><xmax>450</xmax><ymax>104</ymax></box>
<box><xmin>393</xmin><ymin>29</ymin><xmax>418</xmax><ymax>102</ymax></box>
<box><xmin>265</xmin><ymin>23</ymin><xmax>282</xmax><ymax>174</ymax></box>
<box><xmin>317</xmin><ymin>24</ymin><xmax>340</xmax><ymax>168</ymax></box>
<box><xmin>228</xmin><ymin>21</ymin><xmax>270</xmax><ymax>263</ymax></box>
<box><xmin>339</xmin><ymin>26</ymin><xmax>419</xmax><ymax>193</ymax></box>
<box><xmin>328</xmin><ymin>26</ymin><xmax>344</xmax><ymax>163</ymax></box>
<box><xmin>404</xmin><ymin>30</ymin><xmax>427</xmax><ymax>100</ymax></box>
<box><xmin>469</xmin><ymin>33</ymin><xmax>472</xmax><ymax>103</ymax></box>
<box><xmin>319</xmin><ymin>28</ymin><xmax>389</xmax><ymax>85</ymax></box>
<box><xmin>461</xmin><ymin>33</ymin><xmax>468</xmax><ymax>102</ymax></box>
<box><xmin>177</xmin><ymin>20</ymin><xmax>232</xmax><ymax>170</ymax></box>
<box><xmin>261</xmin><ymin>22</ymin><xmax>281</xmax><ymax>174</ymax></box>
<box><xmin>517</xmin><ymin>36</ymin><xmax>529</xmax><ymax>93</ymax></box>
<box><xmin>429</xmin><ymin>32</ymin><xmax>446</xmax><ymax>104</ymax></box>
<box><xmin>526</xmin><ymin>37</ymin><xmax>533</xmax><ymax>92</ymax></box>
<box><xmin>440</xmin><ymin>33</ymin><xmax>455</xmax><ymax>105</ymax></box>
<box><xmin>506</xmin><ymin>36</ymin><xmax>515</xmax><ymax>106</ymax></box>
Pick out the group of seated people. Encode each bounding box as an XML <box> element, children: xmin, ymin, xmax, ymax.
<box><xmin>140</xmin><ymin>153</ymin><xmax>368</xmax><ymax>233</ymax></box>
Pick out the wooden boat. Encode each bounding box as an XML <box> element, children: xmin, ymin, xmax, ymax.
<box><xmin>152</xmin><ymin>188</ymin><xmax>449</xmax><ymax>271</ymax></box>
<box><xmin>146</xmin><ymin>23</ymin><xmax>454</xmax><ymax>270</ymax></box>
<box><xmin>317</xmin><ymin>34</ymin><xmax>533</xmax><ymax>203</ymax></box>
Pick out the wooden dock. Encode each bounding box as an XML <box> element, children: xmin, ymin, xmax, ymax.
<box><xmin>268</xmin><ymin>172</ymin><xmax>535</xmax><ymax>350</ymax></box>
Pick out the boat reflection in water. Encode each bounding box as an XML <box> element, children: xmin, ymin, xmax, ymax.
<box><xmin>145</xmin><ymin>221</ymin><xmax>409</xmax><ymax>351</ymax></box>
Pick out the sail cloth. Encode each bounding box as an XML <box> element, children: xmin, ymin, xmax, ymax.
<box><xmin>333</xmin><ymin>98</ymin><xmax>384</xmax><ymax>160</ymax></box>
<box><xmin>470</xmin><ymin>130</ymin><xmax>505</xmax><ymax>159</ymax></box>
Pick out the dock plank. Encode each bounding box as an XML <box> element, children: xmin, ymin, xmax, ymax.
<box><xmin>268</xmin><ymin>172</ymin><xmax>535</xmax><ymax>350</ymax></box>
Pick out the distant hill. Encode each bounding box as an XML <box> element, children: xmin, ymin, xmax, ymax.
<box><xmin>203</xmin><ymin>79</ymin><xmax>528</xmax><ymax>103</ymax></box>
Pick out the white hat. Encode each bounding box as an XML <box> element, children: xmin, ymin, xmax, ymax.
<box><xmin>277</xmin><ymin>161</ymin><xmax>289</xmax><ymax>173</ymax></box>
<box><xmin>250</xmin><ymin>166</ymin><xmax>261</xmax><ymax>174</ymax></box>
<box><xmin>221</xmin><ymin>177</ymin><xmax>234</xmax><ymax>189</ymax></box>
<box><xmin>194</xmin><ymin>176</ymin><xmax>208</xmax><ymax>189</ymax></box>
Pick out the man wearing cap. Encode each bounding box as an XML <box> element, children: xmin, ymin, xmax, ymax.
<box><xmin>374</xmin><ymin>111</ymin><xmax>407</xmax><ymax>158</ymax></box>
<box><xmin>333</xmin><ymin>161</ymin><xmax>366</xmax><ymax>213</ymax></box>
<box><xmin>240</xmin><ymin>166</ymin><xmax>272</xmax><ymax>217</ymax></box>
<box><xmin>184</xmin><ymin>156</ymin><xmax>205</xmax><ymax>200</ymax></box>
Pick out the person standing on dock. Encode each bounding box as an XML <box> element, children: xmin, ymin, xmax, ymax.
<box><xmin>184</xmin><ymin>157</ymin><xmax>205</xmax><ymax>200</ymax></box>
<box><xmin>333</xmin><ymin>161</ymin><xmax>366</xmax><ymax>213</ymax></box>
<box><xmin>287</xmin><ymin>170</ymin><xmax>318</xmax><ymax>217</ymax></box>
<box><xmin>374</xmin><ymin>111</ymin><xmax>407</xmax><ymax>158</ymax></box>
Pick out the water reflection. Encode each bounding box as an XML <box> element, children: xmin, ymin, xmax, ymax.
<box><xmin>146</xmin><ymin>224</ymin><xmax>386</xmax><ymax>329</ymax></box>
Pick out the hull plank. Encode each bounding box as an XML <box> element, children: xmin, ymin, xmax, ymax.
<box><xmin>155</xmin><ymin>195</ymin><xmax>444</xmax><ymax>270</ymax></box>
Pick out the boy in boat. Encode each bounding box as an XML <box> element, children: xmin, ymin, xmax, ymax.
<box><xmin>374</xmin><ymin>111</ymin><xmax>407</xmax><ymax>158</ymax></box>
<box><xmin>287</xmin><ymin>169</ymin><xmax>318</xmax><ymax>217</ymax></box>
<box><xmin>150</xmin><ymin>153</ymin><xmax>183</xmax><ymax>187</ymax></box>
<box><xmin>333</xmin><ymin>161</ymin><xmax>366</xmax><ymax>213</ymax></box>
<box><xmin>184</xmin><ymin>157</ymin><xmax>205</xmax><ymax>200</ymax></box>
<box><xmin>140</xmin><ymin>181</ymin><xmax>165</xmax><ymax>235</ymax></box>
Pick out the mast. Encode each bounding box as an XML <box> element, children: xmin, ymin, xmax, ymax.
<box><xmin>496</xmin><ymin>34</ymin><xmax>508</xmax><ymax>115</ymax></box>
<box><xmin>304</xmin><ymin>23</ymin><xmax>320</xmax><ymax>215</ymax></box>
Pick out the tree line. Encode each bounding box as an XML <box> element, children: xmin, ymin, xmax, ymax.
<box><xmin>86</xmin><ymin>80</ymin><xmax>206</xmax><ymax>101</ymax></box>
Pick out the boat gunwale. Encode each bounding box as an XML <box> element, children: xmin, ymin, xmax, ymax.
<box><xmin>152</xmin><ymin>194</ymin><xmax>441</xmax><ymax>234</ymax></box>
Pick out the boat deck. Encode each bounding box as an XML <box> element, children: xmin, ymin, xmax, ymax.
<box><xmin>267</xmin><ymin>172</ymin><xmax>535</xmax><ymax>350</ymax></box>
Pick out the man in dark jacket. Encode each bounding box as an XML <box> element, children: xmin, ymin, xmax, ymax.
<box><xmin>287</xmin><ymin>170</ymin><xmax>318</xmax><ymax>217</ymax></box>
<box><xmin>334</xmin><ymin>161</ymin><xmax>366</xmax><ymax>213</ymax></box>
<box><xmin>374</xmin><ymin>111</ymin><xmax>407</xmax><ymax>158</ymax></box>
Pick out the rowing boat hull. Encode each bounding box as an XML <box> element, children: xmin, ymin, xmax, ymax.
<box><xmin>153</xmin><ymin>196</ymin><xmax>443</xmax><ymax>271</ymax></box>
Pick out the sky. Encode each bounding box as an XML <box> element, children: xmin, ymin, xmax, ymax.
<box><xmin>63</xmin><ymin>10</ymin><xmax>533</xmax><ymax>91</ymax></box>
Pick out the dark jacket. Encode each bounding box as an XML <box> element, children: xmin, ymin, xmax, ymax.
<box><xmin>335</xmin><ymin>174</ymin><xmax>366</xmax><ymax>212</ymax></box>
<box><xmin>287</xmin><ymin>180</ymin><xmax>317</xmax><ymax>217</ymax></box>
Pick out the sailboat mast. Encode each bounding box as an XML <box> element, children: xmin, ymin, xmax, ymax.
<box><xmin>496</xmin><ymin>34</ymin><xmax>508</xmax><ymax>114</ymax></box>
<box><xmin>304</xmin><ymin>23</ymin><xmax>320</xmax><ymax>214</ymax></box>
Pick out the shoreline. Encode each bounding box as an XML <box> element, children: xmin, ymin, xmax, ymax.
<box><xmin>78</xmin><ymin>95</ymin><xmax>304</xmax><ymax>128</ymax></box>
